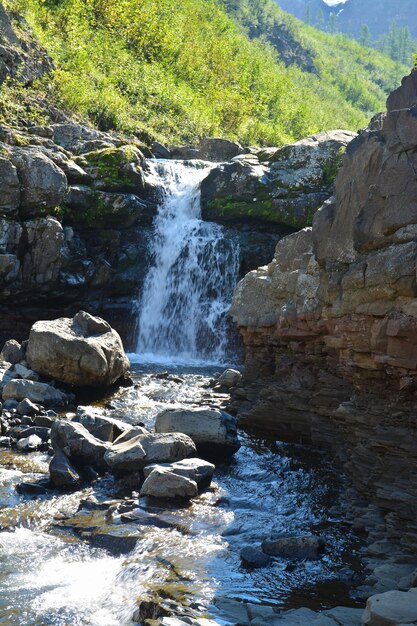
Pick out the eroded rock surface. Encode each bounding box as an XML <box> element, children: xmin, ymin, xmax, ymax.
<box><xmin>230</xmin><ymin>69</ymin><xmax>417</xmax><ymax>554</ymax></box>
<box><xmin>201</xmin><ymin>130</ymin><xmax>355</xmax><ymax>229</ymax></box>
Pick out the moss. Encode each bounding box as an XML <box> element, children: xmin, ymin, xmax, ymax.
<box><xmin>206</xmin><ymin>193</ymin><xmax>325</xmax><ymax>228</ymax></box>
<box><xmin>83</xmin><ymin>145</ymin><xmax>141</xmax><ymax>190</ymax></box>
<box><xmin>63</xmin><ymin>190</ymin><xmax>140</xmax><ymax>228</ymax></box>
<box><xmin>322</xmin><ymin>147</ymin><xmax>345</xmax><ymax>185</ymax></box>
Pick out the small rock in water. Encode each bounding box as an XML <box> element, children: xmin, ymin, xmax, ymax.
<box><xmin>143</xmin><ymin>458</ymin><xmax>215</xmax><ymax>490</ymax></box>
<box><xmin>261</xmin><ymin>533</ymin><xmax>325</xmax><ymax>560</ymax></box>
<box><xmin>49</xmin><ymin>449</ymin><xmax>81</xmax><ymax>488</ymax></box>
<box><xmin>104</xmin><ymin>432</ymin><xmax>196</xmax><ymax>472</ymax></box>
<box><xmin>16</xmin><ymin>434</ymin><xmax>43</xmax><ymax>452</ymax></box>
<box><xmin>140</xmin><ymin>467</ymin><xmax>199</xmax><ymax>500</ymax></box>
<box><xmin>217</xmin><ymin>368</ymin><xmax>242</xmax><ymax>389</ymax></box>
<box><xmin>240</xmin><ymin>546</ymin><xmax>272</xmax><ymax>568</ymax></box>
<box><xmin>0</xmin><ymin>436</ymin><xmax>11</xmax><ymax>447</ymax></box>
<box><xmin>16</xmin><ymin>480</ymin><xmax>49</xmax><ymax>495</ymax></box>
<box><xmin>154</xmin><ymin>408</ymin><xmax>240</xmax><ymax>458</ymax></box>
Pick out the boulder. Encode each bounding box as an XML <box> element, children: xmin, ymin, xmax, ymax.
<box><xmin>26</xmin><ymin>311</ymin><xmax>130</xmax><ymax>388</ymax></box>
<box><xmin>240</xmin><ymin>547</ymin><xmax>272</xmax><ymax>568</ymax></box>
<box><xmin>217</xmin><ymin>368</ymin><xmax>242</xmax><ymax>389</ymax></box>
<box><xmin>140</xmin><ymin>467</ymin><xmax>199</xmax><ymax>500</ymax></box>
<box><xmin>0</xmin><ymin>361</ymin><xmax>14</xmax><ymax>393</ymax></box>
<box><xmin>2</xmin><ymin>379</ymin><xmax>67</xmax><ymax>406</ymax></box>
<box><xmin>17</xmin><ymin>426</ymin><xmax>50</xmax><ymax>442</ymax></box>
<box><xmin>201</xmin><ymin>131</ymin><xmax>355</xmax><ymax>229</ymax></box>
<box><xmin>74</xmin><ymin>406</ymin><xmax>132</xmax><ymax>442</ymax></box>
<box><xmin>64</xmin><ymin>186</ymin><xmax>151</xmax><ymax>228</ymax></box>
<box><xmin>51</xmin><ymin>419</ymin><xmax>111</xmax><ymax>471</ymax></box>
<box><xmin>363</xmin><ymin>589</ymin><xmax>417</xmax><ymax>625</ymax></box>
<box><xmin>14</xmin><ymin>364</ymin><xmax>40</xmax><ymax>381</ymax></box>
<box><xmin>104</xmin><ymin>432</ymin><xmax>196</xmax><ymax>472</ymax></box>
<box><xmin>16</xmin><ymin>434</ymin><xmax>43</xmax><ymax>451</ymax></box>
<box><xmin>0</xmin><ymin>156</ymin><xmax>20</xmax><ymax>217</ymax></box>
<box><xmin>143</xmin><ymin>458</ymin><xmax>215</xmax><ymax>489</ymax></box>
<box><xmin>49</xmin><ymin>449</ymin><xmax>81</xmax><ymax>488</ymax></box>
<box><xmin>0</xmin><ymin>339</ymin><xmax>23</xmax><ymax>365</ymax></box>
<box><xmin>198</xmin><ymin>137</ymin><xmax>242</xmax><ymax>162</ymax></box>
<box><xmin>20</xmin><ymin>217</ymin><xmax>64</xmax><ymax>285</ymax></box>
<box><xmin>154</xmin><ymin>408</ymin><xmax>240</xmax><ymax>456</ymax></box>
<box><xmin>10</xmin><ymin>149</ymin><xmax>67</xmax><ymax>217</ymax></box>
<box><xmin>16</xmin><ymin>398</ymin><xmax>40</xmax><ymax>416</ymax></box>
<box><xmin>113</xmin><ymin>425</ymin><xmax>149</xmax><ymax>445</ymax></box>
<box><xmin>261</xmin><ymin>534</ymin><xmax>325</xmax><ymax>560</ymax></box>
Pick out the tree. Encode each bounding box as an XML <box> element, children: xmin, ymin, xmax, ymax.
<box><xmin>359</xmin><ymin>23</ymin><xmax>371</xmax><ymax>47</ymax></box>
<box><xmin>304</xmin><ymin>3</ymin><xmax>311</xmax><ymax>26</ymax></box>
<box><xmin>316</xmin><ymin>8</ymin><xmax>324</xmax><ymax>30</ymax></box>
<box><xmin>329</xmin><ymin>12</ymin><xmax>338</xmax><ymax>34</ymax></box>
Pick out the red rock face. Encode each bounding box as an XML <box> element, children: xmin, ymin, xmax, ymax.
<box><xmin>231</xmin><ymin>71</ymin><xmax>417</xmax><ymax>552</ymax></box>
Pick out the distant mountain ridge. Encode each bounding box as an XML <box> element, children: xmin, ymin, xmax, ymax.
<box><xmin>276</xmin><ymin>0</ymin><xmax>417</xmax><ymax>38</ymax></box>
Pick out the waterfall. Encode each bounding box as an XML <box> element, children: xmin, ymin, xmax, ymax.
<box><xmin>135</xmin><ymin>160</ymin><xmax>240</xmax><ymax>365</ymax></box>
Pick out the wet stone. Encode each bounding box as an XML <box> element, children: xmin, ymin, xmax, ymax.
<box><xmin>240</xmin><ymin>546</ymin><xmax>272</xmax><ymax>568</ymax></box>
<box><xmin>262</xmin><ymin>533</ymin><xmax>325</xmax><ymax>560</ymax></box>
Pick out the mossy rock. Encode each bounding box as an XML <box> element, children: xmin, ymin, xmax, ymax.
<box><xmin>63</xmin><ymin>186</ymin><xmax>151</xmax><ymax>229</ymax></box>
<box><xmin>82</xmin><ymin>145</ymin><xmax>144</xmax><ymax>192</ymax></box>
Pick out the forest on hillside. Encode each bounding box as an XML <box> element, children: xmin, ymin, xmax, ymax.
<box><xmin>2</xmin><ymin>0</ymin><xmax>409</xmax><ymax>145</ymax></box>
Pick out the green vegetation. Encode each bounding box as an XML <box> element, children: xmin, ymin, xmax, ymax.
<box><xmin>3</xmin><ymin>0</ymin><xmax>410</xmax><ymax>146</ymax></box>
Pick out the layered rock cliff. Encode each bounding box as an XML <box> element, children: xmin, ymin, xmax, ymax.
<box><xmin>230</xmin><ymin>70</ymin><xmax>417</xmax><ymax>552</ymax></box>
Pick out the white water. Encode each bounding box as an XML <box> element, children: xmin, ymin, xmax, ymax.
<box><xmin>134</xmin><ymin>160</ymin><xmax>239</xmax><ymax>365</ymax></box>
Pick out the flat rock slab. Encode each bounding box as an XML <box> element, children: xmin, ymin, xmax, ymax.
<box><xmin>363</xmin><ymin>589</ymin><xmax>417</xmax><ymax>625</ymax></box>
<box><xmin>323</xmin><ymin>606</ymin><xmax>363</xmax><ymax>625</ymax></box>
<box><xmin>104</xmin><ymin>432</ymin><xmax>196</xmax><ymax>472</ymax></box>
<box><xmin>2</xmin><ymin>379</ymin><xmax>67</xmax><ymax>405</ymax></box>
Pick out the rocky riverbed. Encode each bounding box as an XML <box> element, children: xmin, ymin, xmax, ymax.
<box><xmin>0</xmin><ymin>357</ymin><xmax>380</xmax><ymax>626</ymax></box>
<box><xmin>0</xmin><ymin>340</ymin><xmax>416</xmax><ymax>625</ymax></box>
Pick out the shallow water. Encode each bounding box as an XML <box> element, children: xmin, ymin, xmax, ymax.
<box><xmin>0</xmin><ymin>363</ymin><xmax>363</xmax><ymax>625</ymax></box>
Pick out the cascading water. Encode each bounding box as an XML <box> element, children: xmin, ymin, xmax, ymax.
<box><xmin>135</xmin><ymin>160</ymin><xmax>240</xmax><ymax>365</ymax></box>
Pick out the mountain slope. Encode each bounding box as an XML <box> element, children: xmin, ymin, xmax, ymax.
<box><xmin>1</xmin><ymin>0</ymin><xmax>409</xmax><ymax>146</ymax></box>
<box><xmin>276</xmin><ymin>0</ymin><xmax>417</xmax><ymax>39</ymax></box>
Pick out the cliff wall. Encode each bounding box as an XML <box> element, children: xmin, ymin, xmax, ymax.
<box><xmin>230</xmin><ymin>70</ymin><xmax>417</xmax><ymax>552</ymax></box>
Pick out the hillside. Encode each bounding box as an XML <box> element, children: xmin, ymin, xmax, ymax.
<box><xmin>1</xmin><ymin>0</ymin><xmax>409</xmax><ymax>146</ymax></box>
<box><xmin>276</xmin><ymin>0</ymin><xmax>417</xmax><ymax>39</ymax></box>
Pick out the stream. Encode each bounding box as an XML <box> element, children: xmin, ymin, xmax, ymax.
<box><xmin>0</xmin><ymin>364</ymin><xmax>363</xmax><ymax>625</ymax></box>
<box><xmin>0</xmin><ymin>160</ymin><xmax>364</xmax><ymax>624</ymax></box>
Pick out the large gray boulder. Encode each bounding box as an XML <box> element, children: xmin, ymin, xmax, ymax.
<box><xmin>2</xmin><ymin>379</ymin><xmax>67</xmax><ymax>405</ymax></box>
<box><xmin>154</xmin><ymin>408</ymin><xmax>240</xmax><ymax>456</ymax></box>
<box><xmin>104</xmin><ymin>432</ymin><xmax>196</xmax><ymax>472</ymax></box>
<box><xmin>26</xmin><ymin>311</ymin><xmax>130</xmax><ymax>388</ymax></box>
<box><xmin>51</xmin><ymin>419</ymin><xmax>111</xmax><ymax>471</ymax></box>
<box><xmin>140</xmin><ymin>467</ymin><xmax>199</xmax><ymax>500</ymax></box>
